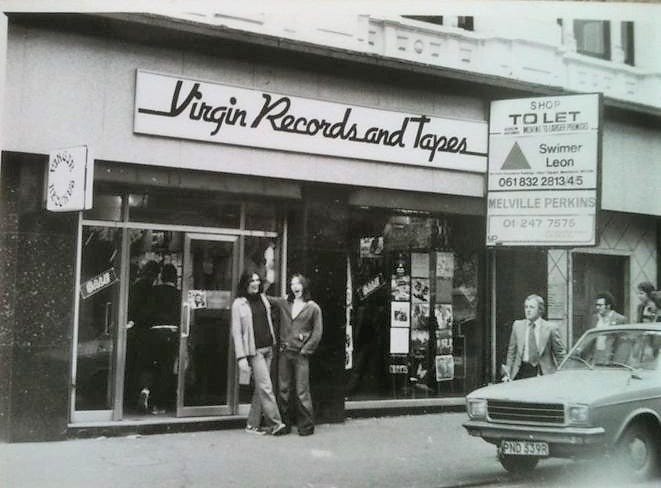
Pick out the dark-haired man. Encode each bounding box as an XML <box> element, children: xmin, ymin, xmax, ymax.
<box><xmin>591</xmin><ymin>291</ymin><xmax>627</xmax><ymax>328</ymax></box>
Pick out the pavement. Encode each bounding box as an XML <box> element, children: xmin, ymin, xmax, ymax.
<box><xmin>0</xmin><ymin>413</ymin><xmax>659</xmax><ymax>488</ymax></box>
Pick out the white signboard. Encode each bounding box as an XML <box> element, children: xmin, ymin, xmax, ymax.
<box><xmin>486</xmin><ymin>94</ymin><xmax>600</xmax><ymax>246</ymax></box>
<box><xmin>134</xmin><ymin>70</ymin><xmax>487</xmax><ymax>172</ymax></box>
<box><xmin>45</xmin><ymin>145</ymin><xmax>93</xmax><ymax>212</ymax></box>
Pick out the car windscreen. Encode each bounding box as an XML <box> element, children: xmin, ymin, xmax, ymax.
<box><xmin>561</xmin><ymin>329</ymin><xmax>661</xmax><ymax>371</ymax></box>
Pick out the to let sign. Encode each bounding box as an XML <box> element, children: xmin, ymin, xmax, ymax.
<box><xmin>486</xmin><ymin>94</ymin><xmax>601</xmax><ymax>246</ymax></box>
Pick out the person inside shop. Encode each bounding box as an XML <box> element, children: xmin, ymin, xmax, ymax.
<box><xmin>126</xmin><ymin>259</ymin><xmax>160</xmax><ymax>413</ymax></box>
<box><xmin>502</xmin><ymin>294</ymin><xmax>566</xmax><ymax>381</ymax></box>
<box><xmin>142</xmin><ymin>263</ymin><xmax>182</xmax><ymax>414</ymax></box>
<box><xmin>231</xmin><ymin>272</ymin><xmax>287</xmax><ymax>436</ymax></box>
<box><xmin>590</xmin><ymin>291</ymin><xmax>627</xmax><ymax>328</ymax></box>
<box><xmin>269</xmin><ymin>274</ymin><xmax>323</xmax><ymax>436</ymax></box>
<box><xmin>636</xmin><ymin>281</ymin><xmax>660</xmax><ymax>323</ymax></box>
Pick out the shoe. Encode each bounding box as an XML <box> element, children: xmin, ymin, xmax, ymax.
<box><xmin>298</xmin><ymin>429</ymin><xmax>314</xmax><ymax>436</ymax></box>
<box><xmin>271</xmin><ymin>423</ymin><xmax>290</xmax><ymax>436</ymax></box>
<box><xmin>138</xmin><ymin>388</ymin><xmax>150</xmax><ymax>413</ymax></box>
<box><xmin>245</xmin><ymin>426</ymin><xmax>266</xmax><ymax>436</ymax></box>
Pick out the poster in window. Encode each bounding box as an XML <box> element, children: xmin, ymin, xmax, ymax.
<box><xmin>390</xmin><ymin>255</ymin><xmax>410</xmax><ymax>301</ymax></box>
<box><xmin>435</xmin><ymin>355</ymin><xmax>455</xmax><ymax>382</ymax></box>
<box><xmin>345</xmin><ymin>324</ymin><xmax>353</xmax><ymax>370</ymax></box>
<box><xmin>411</xmin><ymin>252</ymin><xmax>430</xmax><ymax>278</ymax></box>
<box><xmin>389</xmin><ymin>355</ymin><xmax>409</xmax><ymax>375</ymax></box>
<box><xmin>188</xmin><ymin>290</ymin><xmax>207</xmax><ymax>309</ymax></box>
<box><xmin>435</xmin><ymin>252</ymin><xmax>455</xmax><ymax>279</ymax></box>
<box><xmin>434</xmin><ymin>304</ymin><xmax>453</xmax><ymax>330</ymax></box>
<box><xmin>411</xmin><ymin>329</ymin><xmax>430</xmax><ymax>357</ymax></box>
<box><xmin>411</xmin><ymin>303</ymin><xmax>430</xmax><ymax>330</ymax></box>
<box><xmin>411</xmin><ymin>356</ymin><xmax>431</xmax><ymax>386</ymax></box>
<box><xmin>435</xmin><ymin>277</ymin><xmax>453</xmax><ymax>303</ymax></box>
<box><xmin>435</xmin><ymin>329</ymin><xmax>453</xmax><ymax>355</ymax></box>
<box><xmin>411</xmin><ymin>278</ymin><xmax>430</xmax><ymax>303</ymax></box>
<box><xmin>359</xmin><ymin>236</ymin><xmax>384</xmax><ymax>258</ymax></box>
<box><xmin>390</xmin><ymin>302</ymin><xmax>410</xmax><ymax>328</ymax></box>
<box><xmin>389</xmin><ymin>327</ymin><xmax>409</xmax><ymax>354</ymax></box>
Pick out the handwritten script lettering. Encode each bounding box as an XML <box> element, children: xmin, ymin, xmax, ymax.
<box><xmin>136</xmin><ymin>75</ymin><xmax>486</xmax><ymax>166</ymax></box>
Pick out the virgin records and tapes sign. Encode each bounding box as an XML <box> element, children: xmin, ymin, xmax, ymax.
<box><xmin>134</xmin><ymin>70</ymin><xmax>487</xmax><ymax>172</ymax></box>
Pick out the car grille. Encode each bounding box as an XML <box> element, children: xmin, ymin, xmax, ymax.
<box><xmin>487</xmin><ymin>400</ymin><xmax>565</xmax><ymax>424</ymax></box>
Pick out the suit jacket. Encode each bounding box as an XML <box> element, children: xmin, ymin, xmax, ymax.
<box><xmin>505</xmin><ymin>318</ymin><xmax>566</xmax><ymax>380</ymax></box>
<box><xmin>590</xmin><ymin>311</ymin><xmax>627</xmax><ymax>328</ymax></box>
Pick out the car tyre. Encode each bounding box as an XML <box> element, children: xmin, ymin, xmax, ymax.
<box><xmin>497</xmin><ymin>450</ymin><xmax>539</xmax><ymax>474</ymax></box>
<box><xmin>616</xmin><ymin>422</ymin><xmax>660</xmax><ymax>481</ymax></box>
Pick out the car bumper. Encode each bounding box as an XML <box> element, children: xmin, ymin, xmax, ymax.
<box><xmin>463</xmin><ymin>420</ymin><xmax>605</xmax><ymax>447</ymax></box>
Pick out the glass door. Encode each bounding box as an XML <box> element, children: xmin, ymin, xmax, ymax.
<box><xmin>73</xmin><ymin>226</ymin><xmax>122</xmax><ymax>421</ymax></box>
<box><xmin>177</xmin><ymin>233</ymin><xmax>239</xmax><ymax>417</ymax></box>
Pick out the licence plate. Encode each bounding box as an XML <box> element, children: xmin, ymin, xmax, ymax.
<box><xmin>501</xmin><ymin>440</ymin><xmax>549</xmax><ymax>457</ymax></box>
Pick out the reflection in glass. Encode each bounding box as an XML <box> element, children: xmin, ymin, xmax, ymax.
<box><xmin>182</xmin><ymin>239</ymin><xmax>234</xmax><ymax>407</ymax></box>
<box><xmin>129</xmin><ymin>191</ymin><xmax>241</xmax><ymax>228</ymax></box>
<box><xmin>125</xmin><ymin>229</ymin><xmax>183</xmax><ymax>415</ymax></box>
<box><xmin>76</xmin><ymin>226</ymin><xmax>121</xmax><ymax>410</ymax></box>
<box><xmin>562</xmin><ymin>329</ymin><xmax>661</xmax><ymax>372</ymax></box>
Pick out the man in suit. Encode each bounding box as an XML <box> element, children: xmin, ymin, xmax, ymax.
<box><xmin>590</xmin><ymin>291</ymin><xmax>627</xmax><ymax>328</ymax></box>
<box><xmin>504</xmin><ymin>294</ymin><xmax>566</xmax><ymax>381</ymax></box>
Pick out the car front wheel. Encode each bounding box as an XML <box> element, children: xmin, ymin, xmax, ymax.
<box><xmin>497</xmin><ymin>450</ymin><xmax>539</xmax><ymax>474</ymax></box>
<box><xmin>616</xmin><ymin>423</ymin><xmax>659</xmax><ymax>481</ymax></box>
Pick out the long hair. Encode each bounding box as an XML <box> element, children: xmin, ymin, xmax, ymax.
<box><xmin>637</xmin><ymin>281</ymin><xmax>656</xmax><ymax>298</ymax></box>
<box><xmin>287</xmin><ymin>273</ymin><xmax>312</xmax><ymax>302</ymax></box>
<box><xmin>236</xmin><ymin>271</ymin><xmax>263</xmax><ymax>298</ymax></box>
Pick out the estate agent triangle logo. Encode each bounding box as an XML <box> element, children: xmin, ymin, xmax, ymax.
<box><xmin>501</xmin><ymin>142</ymin><xmax>531</xmax><ymax>170</ymax></box>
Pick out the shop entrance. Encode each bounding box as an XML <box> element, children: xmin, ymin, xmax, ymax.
<box><xmin>177</xmin><ymin>234</ymin><xmax>238</xmax><ymax>416</ymax></box>
<box><xmin>74</xmin><ymin>226</ymin><xmax>242</xmax><ymax>421</ymax></box>
<box><xmin>123</xmin><ymin>231</ymin><xmax>239</xmax><ymax>418</ymax></box>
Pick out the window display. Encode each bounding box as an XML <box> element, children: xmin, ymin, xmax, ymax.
<box><xmin>346</xmin><ymin>209</ymin><xmax>481</xmax><ymax>401</ymax></box>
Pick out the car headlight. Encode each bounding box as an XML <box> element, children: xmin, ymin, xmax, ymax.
<box><xmin>467</xmin><ymin>399</ymin><xmax>487</xmax><ymax>420</ymax></box>
<box><xmin>566</xmin><ymin>404</ymin><xmax>590</xmax><ymax>426</ymax></box>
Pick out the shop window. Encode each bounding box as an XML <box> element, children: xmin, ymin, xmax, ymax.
<box><xmin>244</xmin><ymin>201</ymin><xmax>278</xmax><ymax>232</ymax></box>
<box><xmin>346</xmin><ymin>209</ymin><xmax>481</xmax><ymax>401</ymax></box>
<box><xmin>83</xmin><ymin>192</ymin><xmax>123</xmax><ymax>221</ymax></box>
<box><xmin>76</xmin><ymin>226</ymin><xmax>122</xmax><ymax>410</ymax></box>
<box><xmin>574</xmin><ymin>20</ymin><xmax>611</xmax><ymax>60</ymax></box>
<box><xmin>621</xmin><ymin>21</ymin><xmax>635</xmax><ymax>66</ymax></box>
<box><xmin>128</xmin><ymin>190</ymin><xmax>241</xmax><ymax>228</ymax></box>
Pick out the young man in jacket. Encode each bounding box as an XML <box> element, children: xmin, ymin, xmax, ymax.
<box><xmin>270</xmin><ymin>274</ymin><xmax>323</xmax><ymax>436</ymax></box>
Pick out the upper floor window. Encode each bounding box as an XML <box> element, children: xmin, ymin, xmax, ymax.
<box><xmin>402</xmin><ymin>15</ymin><xmax>443</xmax><ymax>26</ymax></box>
<box><xmin>621</xmin><ymin>21</ymin><xmax>635</xmax><ymax>66</ymax></box>
<box><xmin>401</xmin><ymin>15</ymin><xmax>473</xmax><ymax>31</ymax></box>
<box><xmin>457</xmin><ymin>16</ymin><xmax>474</xmax><ymax>31</ymax></box>
<box><xmin>574</xmin><ymin>20</ymin><xmax>611</xmax><ymax>60</ymax></box>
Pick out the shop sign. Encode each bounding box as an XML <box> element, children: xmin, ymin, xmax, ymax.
<box><xmin>81</xmin><ymin>268</ymin><xmax>118</xmax><ymax>299</ymax></box>
<box><xmin>134</xmin><ymin>70</ymin><xmax>487</xmax><ymax>173</ymax></box>
<box><xmin>44</xmin><ymin>145</ymin><xmax>94</xmax><ymax>212</ymax></box>
<box><xmin>486</xmin><ymin>94</ymin><xmax>600</xmax><ymax>246</ymax></box>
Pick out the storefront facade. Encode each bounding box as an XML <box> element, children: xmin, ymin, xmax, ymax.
<box><xmin>1</xmin><ymin>13</ymin><xmax>659</xmax><ymax>442</ymax></box>
<box><xmin>0</xmin><ymin>14</ymin><xmax>490</xmax><ymax>441</ymax></box>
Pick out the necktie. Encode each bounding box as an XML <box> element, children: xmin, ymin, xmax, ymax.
<box><xmin>528</xmin><ymin>321</ymin><xmax>539</xmax><ymax>366</ymax></box>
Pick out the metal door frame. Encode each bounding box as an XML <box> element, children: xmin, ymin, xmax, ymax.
<box><xmin>176</xmin><ymin>232</ymin><xmax>239</xmax><ymax>417</ymax></box>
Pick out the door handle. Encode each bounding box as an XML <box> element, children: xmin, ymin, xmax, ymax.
<box><xmin>182</xmin><ymin>303</ymin><xmax>190</xmax><ymax>338</ymax></box>
<box><xmin>104</xmin><ymin>302</ymin><xmax>112</xmax><ymax>335</ymax></box>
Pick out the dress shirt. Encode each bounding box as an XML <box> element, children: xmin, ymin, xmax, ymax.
<box><xmin>523</xmin><ymin>318</ymin><xmax>541</xmax><ymax>363</ymax></box>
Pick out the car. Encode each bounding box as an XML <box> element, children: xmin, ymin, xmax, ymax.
<box><xmin>463</xmin><ymin>324</ymin><xmax>661</xmax><ymax>480</ymax></box>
